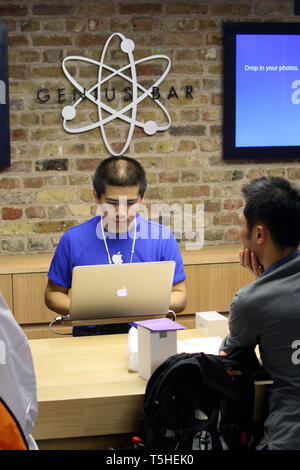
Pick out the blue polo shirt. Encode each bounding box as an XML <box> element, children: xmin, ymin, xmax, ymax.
<box><xmin>48</xmin><ymin>214</ymin><xmax>186</xmax><ymax>289</ymax></box>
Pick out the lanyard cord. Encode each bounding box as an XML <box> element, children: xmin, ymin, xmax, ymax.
<box><xmin>100</xmin><ymin>216</ymin><xmax>137</xmax><ymax>264</ymax></box>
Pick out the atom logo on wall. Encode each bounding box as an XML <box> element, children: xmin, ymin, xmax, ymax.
<box><xmin>61</xmin><ymin>33</ymin><xmax>172</xmax><ymax>156</ymax></box>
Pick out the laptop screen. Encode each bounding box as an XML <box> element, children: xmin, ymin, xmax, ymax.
<box><xmin>69</xmin><ymin>261</ymin><xmax>175</xmax><ymax>321</ymax></box>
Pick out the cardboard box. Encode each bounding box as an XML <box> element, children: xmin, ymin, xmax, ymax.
<box><xmin>135</xmin><ymin>318</ymin><xmax>185</xmax><ymax>380</ymax></box>
<box><xmin>195</xmin><ymin>311</ymin><xmax>229</xmax><ymax>337</ymax></box>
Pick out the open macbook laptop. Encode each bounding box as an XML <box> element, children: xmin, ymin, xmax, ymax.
<box><xmin>68</xmin><ymin>261</ymin><xmax>176</xmax><ymax>321</ymax></box>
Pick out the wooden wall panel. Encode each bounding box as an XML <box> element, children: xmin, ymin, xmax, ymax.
<box><xmin>182</xmin><ymin>263</ymin><xmax>254</xmax><ymax>314</ymax></box>
<box><xmin>0</xmin><ymin>274</ymin><xmax>13</xmax><ymax>311</ymax></box>
<box><xmin>13</xmin><ymin>273</ymin><xmax>54</xmax><ymax>324</ymax></box>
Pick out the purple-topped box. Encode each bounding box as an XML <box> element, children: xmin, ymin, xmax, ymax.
<box><xmin>136</xmin><ymin>318</ymin><xmax>186</xmax><ymax>380</ymax></box>
<box><xmin>135</xmin><ymin>318</ymin><xmax>185</xmax><ymax>332</ymax></box>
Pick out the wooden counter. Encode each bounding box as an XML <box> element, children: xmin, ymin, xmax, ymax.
<box><xmin>30</xmin><ymin>328</ymin><xmax>271</xmax><ymax>450</ymax></box>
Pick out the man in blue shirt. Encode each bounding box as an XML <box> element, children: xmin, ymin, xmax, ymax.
<box><xmin>45</xmin><ymin>155</ymin><xmax>187</xmax><ymax>316</ymax></box>
<box><xmin>220</xmin><ymin>177</ymin><xmax>300</xmax><ymax>449</ymax></box>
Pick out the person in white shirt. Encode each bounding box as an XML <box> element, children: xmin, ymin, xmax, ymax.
<box><xmin>0</xmin><ymin>292</ymin><xmax>38</xmax><ymax>450</ymax></box>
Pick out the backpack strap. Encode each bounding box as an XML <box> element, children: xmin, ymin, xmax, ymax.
<box><xmin>217</xmin><ymin>355</ymin><xmax>255</xmax><ymax>438</ymax></box>
<box><xmin>194</xmin><ymin>354</ymin><xmax>242</xmax><ymax>401</ymax></box>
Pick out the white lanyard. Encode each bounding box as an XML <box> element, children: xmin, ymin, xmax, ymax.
<box><xmin>100</xmin><ymin>216</ymin><xmax>137</xmax><ymax>264</ymax></box>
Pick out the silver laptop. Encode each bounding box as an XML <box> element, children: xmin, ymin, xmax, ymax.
<box><xmin>68</xmin><ymin>261</ymin><xmax>175</xmax><ymax>321</ymax></box>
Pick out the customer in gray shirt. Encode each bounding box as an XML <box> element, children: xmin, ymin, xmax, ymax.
<box><xmin>220</xmin><ymin>177</ymin><xmax>300</xmax><ymax>450</ymax></box>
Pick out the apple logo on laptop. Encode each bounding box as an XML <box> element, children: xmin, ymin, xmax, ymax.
<box><xmin>117</xmin><ymin>286</ymin><xmax>127</xmax><ymax>297</ymax></box>
<box><xmin>112</xmin><ymin>251</ymin><xmax>123</xmax><ymax>264</ymax></box>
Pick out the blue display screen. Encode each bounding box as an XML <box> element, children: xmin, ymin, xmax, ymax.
<box><xmin>236</xmin><ymin>34</ymin><xmax>300</xmax><ymax>148</ymax></box>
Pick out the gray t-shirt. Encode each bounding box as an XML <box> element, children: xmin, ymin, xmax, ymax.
<box><xmin>221</xmin><ymin>250</ymin><xmax>300</xmax><ymax>450</ymax></box>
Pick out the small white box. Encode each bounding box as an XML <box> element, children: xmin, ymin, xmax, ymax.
<box><xmin>196</xmin><ymin>311</ymin><xmax>228</xmax><ymax>337</ymax></box>
<box><xmin>136</xmin><ymin>318</ymin><xmax>185</xmax><ymax>380</ymax></box>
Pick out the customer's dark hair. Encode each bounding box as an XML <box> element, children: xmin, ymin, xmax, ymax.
<box><xmin>242</xmin><ymin>177</ymin><xmax>300</xmax><ymax>249</ymax></box>
<box><xmin>93</xmin><ymin>156</ymin><xmax>147</xmax><ymax>199</ymax></box>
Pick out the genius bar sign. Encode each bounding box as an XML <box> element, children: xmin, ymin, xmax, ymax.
<box><xmin>61</xmin><ymin>33</ymin><xmax>172</xmax><ymax>156</ymax></box>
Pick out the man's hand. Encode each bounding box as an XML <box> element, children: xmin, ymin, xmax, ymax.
<box><xmin>219</xmin><ymin>350</ymin><xmax>242</xmax><ymax>380</ymax></box>
<box><xmin>239</xmin><ymin>248</ymin><xmax>264</xmax><ymax>278</ymax></box>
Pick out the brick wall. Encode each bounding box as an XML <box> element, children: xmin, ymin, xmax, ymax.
<box><xmin>0</xmin><ymin>0</ymin><xmax>298</xmax><ymax>254</ymax></box>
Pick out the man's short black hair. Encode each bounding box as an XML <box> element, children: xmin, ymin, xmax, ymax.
<box><xmin>93</xmin><ymin>156</ymin><xmax>147</xmax><ymax>199</ymax></box>
<box><xmin>242</xmin><ymin>177</ymin><xmax>300</xmax><ymax>249</ymax></box>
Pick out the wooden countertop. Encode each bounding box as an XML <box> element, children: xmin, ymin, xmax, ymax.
<box><xmin>30</xmin><ymin>328</ymin><xmax>271</xmax><ymax>441</ymax></box>
<box><xmin>0</xmin><ymin>244</ymin><xmax>242</xmax><ymax>275</ymax></box>
<box><xmin>31</xmin><ymin>329</ymin><xmax>203</xmax><ymax>440</ymax></box>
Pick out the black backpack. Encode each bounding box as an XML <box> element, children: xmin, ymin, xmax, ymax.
<box><xmin>134</xmin><ymin>352</ymin><xmax>255</xmax><ymax>450</ymax></box>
